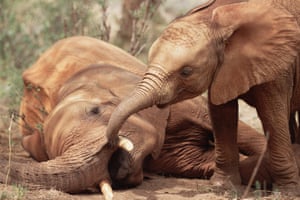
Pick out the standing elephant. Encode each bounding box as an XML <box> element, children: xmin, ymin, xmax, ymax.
<box><xmin>106</xmin><ymin>0</ymin><xmax>300</xmax><ymax>195</ymax></box>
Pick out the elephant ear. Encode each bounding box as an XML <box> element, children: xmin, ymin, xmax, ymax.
<box><xmin>185</xmin><ymin>0</ymin><xmax>216</xmax><ymax>15</ymax></box>
<box><xmin>210</xmin><ymin>1</ymin><xmax>300</xmax><ymax>105</ymax></box>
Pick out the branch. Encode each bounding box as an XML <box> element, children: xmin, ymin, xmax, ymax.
<box><xmin>241</xmin><ymin>132</ymin><xmax>269</xmax><ymax>199</ymax></box>
<box><xmin>129</xmin><ymin>0</ymin><xmax>162</xmax><ymax>56</ymax></box>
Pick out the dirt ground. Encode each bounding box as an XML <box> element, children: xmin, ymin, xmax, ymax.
<box><xmin>0</xmin><ymin>101</ymin><xmax>299</xmax><ymax>200</ymax></box>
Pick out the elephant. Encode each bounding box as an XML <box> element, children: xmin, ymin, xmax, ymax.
<box><xmin>19</xmin><ymin>36</ymin><xmax>147</xmax><ymax>162</ymax></box>
<box><xmin>2</xmin><ymin>36</ymin><xmax>270</xmax><ymax>199</ymax></box>
<box><xmin>9</xmin><ymin>36</ymin><xmax>166</xmax><ymax>200</ymax></box>
<box><xmin>105</xmin><ymin>0</ymin><xmax>300</xmax><ymax>195</ymax></box>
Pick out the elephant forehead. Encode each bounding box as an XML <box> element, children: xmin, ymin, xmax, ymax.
<box><xmin>61</xmin><ymin>93</ymin><xmax>101</xmax><ymax>105</ymax></box>
<box><xmin>148</xmin><ymin>40</ymin><xmax>205</xmax><ymax>74</ymax></box>
<box><xmin>161</xmin><ymin>21</ymin><xmax>209</xmax><ymax>47</ymax></box>
<box><xmin>149</xmin><ymin>23</ymin><xmax>211</xmax><ymax>73</ymax></box>
<box><xmin>44</xmin><ymin>101</ymin><xmax>113</xmax><ymax>157</ymax></box>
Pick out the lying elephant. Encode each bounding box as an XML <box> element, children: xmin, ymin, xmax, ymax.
<box><xmin>0</xmin><ymin>36</ymin><xmax>271</xmax><ymax>199</ymax></box>
<box><xmin>19</xmin><ymin>36</ymin><xmax>147</xmax><ymax>161</ymax></box>
<box><xmin>3</xmin><ymin>36</ymin><xmax>169</xmax><ymax>199</ymax></box>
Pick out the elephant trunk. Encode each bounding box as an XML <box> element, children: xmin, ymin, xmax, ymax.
<box><xmin>0</xmin><ymin>146</ymin><xmax>115</xmax><ymax>193</ymax></box>
<box><xmin>106</xmin><ymin>66</ymin><xmax>165</xmax><ymax>144</ymax></box>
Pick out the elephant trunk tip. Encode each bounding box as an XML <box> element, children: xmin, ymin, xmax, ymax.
<box><xmin>105</xmin><ymin>100</ymin><xmax>135</xmax><ymax>148</ymax></box>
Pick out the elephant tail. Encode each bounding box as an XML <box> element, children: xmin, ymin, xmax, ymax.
<box><xmin>0</xmin><ymin>146</ymin><xmax>114</xmax><ymax>194</ymax></box>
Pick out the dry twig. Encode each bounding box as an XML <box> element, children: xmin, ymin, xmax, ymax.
<box><xmin>99</xmin><ymin>0</ymin><xmax>111</xmax><ymax>42</ymax></box>
<box><xmin>5</xmin><ymin>111</ymin><xmax>15</xmax><ymax>185</ymax></box>
<box><xmin>129</xmin><ymin>0</ymin><xmax>162</xmax><ymax>56</ymax></box>
<box><xmin>241</xmin><ymin>132</ymin><xmax>269</xmax><ymax>199</ymax></box>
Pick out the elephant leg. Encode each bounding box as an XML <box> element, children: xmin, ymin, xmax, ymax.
<box><xmin>292</xmin><ymin>144</ymin><xmax>300</xmax><ymax>170</ymax></box>
<box><xmin>295</xmin><ymin>111</ymin><xmax>300</xmax><ymax>144</ymax></box>
<box><xmin>289</xmin><ymin>111</ymin><xmax>298</xmax><ymax>143</ymax></box>
<box><xmin>208</xmin><ymin>98</ymin><xmax>241</xmax><ymax>188</ymax></box>
<box><xmin>245</xmin><ymin>144</ymin><xmax>300</xmax><ymax>187</ymax></box>
<box><xmin>254</xmin><ymin>91</ymin><xmax>300</xmax><ymax>193</ymax></box>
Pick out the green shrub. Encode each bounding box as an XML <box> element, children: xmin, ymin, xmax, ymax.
<box><xmin>0</xmin><ymin>0</ymin><xmax>103</xmax><ymax>108</ymax></box>
<box><xmin>0</xmin><ymin>0</ymin><xmax>163</xmax><ymax>109</ymax></box>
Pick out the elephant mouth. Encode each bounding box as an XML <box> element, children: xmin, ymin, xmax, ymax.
<box><xmin>108</xmin><ymin>147</ymin><xmax>138</xmax><ymax>189</ymax></box>
<box><xmin>157</xmin><ymin>88</ymin><xmax>197</xmax><ymax>108</ymax></box>
<box><xmin>157</xmin><ymin>95</ymin><xmax>183</xmax><ymax>108</ymax></box>
<box><xmin>156</xmin><ymin>92</ymin><xmax>181</xmax><ymax>108</ymax></box>
<box><xmin>157</xmin><ymin>103</ymin><xmax>169</xmax><ymax>109</ymax></box>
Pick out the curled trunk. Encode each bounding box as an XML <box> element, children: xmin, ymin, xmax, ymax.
<box><xmin>106</xmin><ymin>92</ymin><xmax>153</xmax><ymax>143</ymax></box>
<box><xmin>106</xmin><ymin>70</ymin><xmax>162</xmax><ymax>142</ymax></box>
<box><xmin>106</xmin><ymin>65</ymin><xmax>168</xmax><ymax>144</ymax></box>
<box><xmin>0</xmin><ymin>146</ymin><xmax>115</xmax><ymax>193</ymax></box>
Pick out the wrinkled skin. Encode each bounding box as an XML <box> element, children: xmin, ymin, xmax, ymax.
<box><xmin>1</xmin><ymin>36</ymin><xmax>271</xmax><ymax>194</ymax></box>
<box><xmin>145</xmin><ymin>97</ymin><xmax>267</xmax><ymax>181</ymax></box>
<box><xmin>112</xmin><ymin>96</ymin><xmax>270</xmax><ymax>188</ymax></box>
<box><xmin>145</xmin><ymin>99</ymin><xmax>300</xmax><ymax>189</ymax></box>
<box><xmin>106</xmin><ymin>0</ymin><xmax>300</xmax><ymax>195</ymax></box>
<box><xmin>19</xmin><ymin>36</ymin><xmax>147</xmax><ymax>161</ymax></box>
<box><xmin>2</xmin><ymin>36</ymin><xmax>169</xmax><ymax>195</ymax></box>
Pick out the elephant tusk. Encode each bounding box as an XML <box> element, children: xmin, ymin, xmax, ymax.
<box><xmin>118</xmin><ymin>135</ymin><xmax>134</xmax><ymax>151</ymax></box>
<box><xmin>99</xmin><ymin>179</ymin><xmax>113</xmax><ymax>200</ymax></box>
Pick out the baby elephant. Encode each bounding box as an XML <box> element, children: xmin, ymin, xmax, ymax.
<box><xmin>0</xmin><ymin>36</ymin><xmax>280</xmax><ymax>199</ymax></box>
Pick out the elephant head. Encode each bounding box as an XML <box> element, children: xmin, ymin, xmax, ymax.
<box><xmin>2</xmin><ymin>64</ymin><xmax>169</xmax><ymax>200</ymax></box>
<box><xmin>106</xmin><ymin>0</ymin><xmax>300</xmax><ymax>143</ymax></box>
<box><xmin>13</xmin><ymin>36</ymin><xmax>169</xmax><ymax>199</ymax></box>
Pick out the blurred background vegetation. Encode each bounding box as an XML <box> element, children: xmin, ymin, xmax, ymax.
<box><xmin>0</xmin><ymin>0</ymin><xmax>203</xmax><ymax>111</ymax></box>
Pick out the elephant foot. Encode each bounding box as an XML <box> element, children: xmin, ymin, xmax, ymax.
<box><xmin>210</xmin><ymin>171</ymin><xmax>243</xmax><ymax>195</ymax></box>
<box><xmin>273</xmin><ymin>181</ymin><xmax>300</xmax><ymax>197</ymax></box>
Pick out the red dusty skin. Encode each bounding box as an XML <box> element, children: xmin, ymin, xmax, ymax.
<box><xmin>0</xmin><ymin>132</ymin><xmax>116</xmax><ymax>193</ymax></box>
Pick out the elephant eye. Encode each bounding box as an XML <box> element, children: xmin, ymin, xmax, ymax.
<box><xmin>180</xmin><ymin>66</ymin><xmax>193</xmax><ymax>77</ymax></box>
<box><xmin>89</xmin><ymin>106</ymin><xmax>100</xmax><ymax>115</ymax></box>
